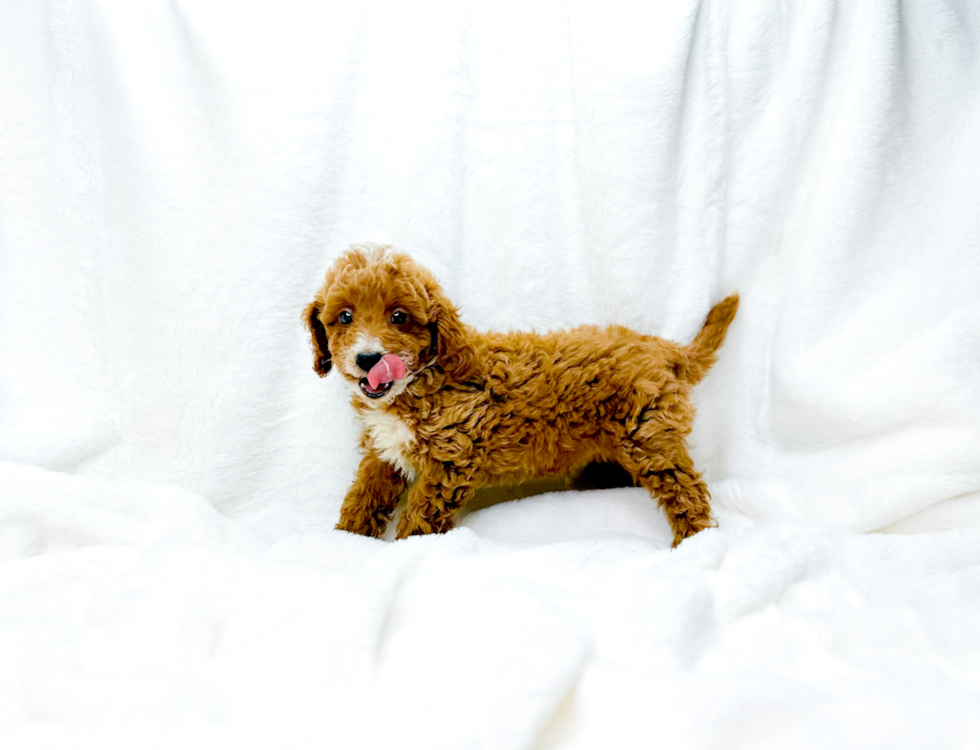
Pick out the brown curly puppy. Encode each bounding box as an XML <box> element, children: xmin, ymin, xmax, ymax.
<box><xmin>304</xmin><ymin>244</ymin><xmax>738</xmax><ymax>547</ymax></box>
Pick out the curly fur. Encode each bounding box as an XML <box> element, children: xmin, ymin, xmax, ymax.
<box><xmin>304</xmin><ymin>244</ymin><xmax>738</xmax><ymax>547</ymax></box>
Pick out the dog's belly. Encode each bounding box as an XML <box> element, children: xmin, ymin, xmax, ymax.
<box><xmin>358</xmin><ymin>409</ymin><xmax>417</xmax><ymax>481</ymax></box>
<box><xmin>517</xmin><ymin>439</ymin><xmax>615</xmax><ymax>478</ymax></box>
<box><xmin>472</xmin><ymin>413</ymin><xmax>619</xmax><ymax>482</ymax></box>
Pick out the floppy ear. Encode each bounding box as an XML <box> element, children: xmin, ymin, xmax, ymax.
<box><xmin>303</xmin><ymin>301</ymin><xmax>332</xmax><ymax>377</ymax></box>
<box><xmin>427</xmin><ymin>289</ymin><xmax>479</xmax><ymax>383</ymax></box>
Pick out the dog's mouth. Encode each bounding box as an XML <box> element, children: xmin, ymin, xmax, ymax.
<box><xmin>359</xmin><ymin>378</ymin><xmax>393</xmax><ymax>399</ymax></box>
<box><xmin>357</xmin><ymin>353</ymin><xmax>407</xmax><ymax>400</ymax></box>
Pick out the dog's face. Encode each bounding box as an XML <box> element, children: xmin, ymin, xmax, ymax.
<box><xmin>304</xmin><ymin>246</ymin><xmax>475</xmax><ymax>406</ymax></box>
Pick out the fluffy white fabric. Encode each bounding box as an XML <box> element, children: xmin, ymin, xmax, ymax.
<box><xmin>2</xmin><ymin>1</ymin><xmax>979</xmax><ymax>748</ymax></box>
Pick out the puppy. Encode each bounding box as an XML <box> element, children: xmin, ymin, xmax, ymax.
<box><xmin>304</xmin><ymin>244</ymin><xmax>738</xmax><ymax>546</ymax></box>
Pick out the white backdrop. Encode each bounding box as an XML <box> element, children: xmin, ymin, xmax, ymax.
<box><xmin>3</xmin><ymin>2</ymin><xmax>980</xmax><ymax>748</ymax></box>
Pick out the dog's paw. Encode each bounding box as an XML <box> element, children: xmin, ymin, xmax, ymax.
<box><xmin>395</xmin><ymin>511</ymin><xmax>455</xmax><ymax>539</ymax></box>
<box><xmin>336</xmin><ymin>512</ymin><xmax>387</xmax><ymax>538</ymax></box>
<box><xmin>669</xmin><ymin>512</ymin><xmax>714</xmax><ymax>547</ymax></box>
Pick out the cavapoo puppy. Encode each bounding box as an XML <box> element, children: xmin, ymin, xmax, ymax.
<box><xmin>304</xmin><ymin>244</ymin><xmax>738</xmax><ymax>546</ymax></box>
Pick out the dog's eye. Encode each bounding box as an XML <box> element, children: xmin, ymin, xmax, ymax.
<box><xmin>338</xmin><ymin>309</ymin><xmax>353</xmax><ymax>325</ymax></box>
<box><xmin>390</xmin><ymin>309</ymin><xmax>408</xmax><ymax>325</ymax></box>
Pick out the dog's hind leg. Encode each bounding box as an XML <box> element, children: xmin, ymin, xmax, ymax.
<box><xmin>617</xmin><ymin>437</ymin><xmax>713</xmax><ymax>547</ymax></box>
<box><xmin>337</xmin><ymin>451</ymin><xmax>407</xmax><ymax>537</ymax></box>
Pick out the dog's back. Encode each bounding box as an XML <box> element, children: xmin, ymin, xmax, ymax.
<box><xmin>476</xmin><ymin>293</ymin><xmax>739</xmax><ymax>401</ymax></box>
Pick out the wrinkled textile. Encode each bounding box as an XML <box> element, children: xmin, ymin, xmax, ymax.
<box><xmin>2</xmin><ymin>1</ymin><xmax>980</xmax><ymax>748</ymax></box>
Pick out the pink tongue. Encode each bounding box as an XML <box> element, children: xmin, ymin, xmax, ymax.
<box><xmin>367</xmin><ymin>354</ymin><xmax>406</xmax><ymax>389</ymax></box>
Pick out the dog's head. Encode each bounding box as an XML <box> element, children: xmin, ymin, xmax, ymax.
<box><xmin>303</xmin><ymin>244</ymin><xmax>477</xmax><ymax>405</ymax></box>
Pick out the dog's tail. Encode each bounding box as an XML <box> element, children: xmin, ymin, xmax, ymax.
<box><xmin>674</xmin><ymin>293</ymin><xmax>739</xmax><ymax>385</ymax></box>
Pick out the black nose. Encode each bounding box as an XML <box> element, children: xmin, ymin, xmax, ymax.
<box><xmin>356</xmin><ymin>352</ymin><xmax>383</xmax><ymax>373</ymax></box>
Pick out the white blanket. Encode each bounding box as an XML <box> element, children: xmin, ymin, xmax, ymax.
<box><xmin>2</xmin><ymin>1</ymin><xmax>980</xmax><ymax>747</ymax></box>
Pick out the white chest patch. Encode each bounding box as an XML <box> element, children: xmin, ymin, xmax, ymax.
<box><xmin>358</xmin><ymin>409</ymin><xmax>417</xmax><ymax>481</ymax></box>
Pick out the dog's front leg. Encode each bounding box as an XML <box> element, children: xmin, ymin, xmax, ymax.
<box><xmin>395</xmin><ymin>467</ymin><xmax>474</xmax><ymax>539</ymax></box>
<box><xmin>336</xmin><ymin>451</ymin><xmax>407</xmax><ymax>537</ymax></box>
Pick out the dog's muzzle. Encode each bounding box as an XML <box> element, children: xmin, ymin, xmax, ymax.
<box><xmin>358</xmin><ymin>353</ymin><xmax>406</xmax><ymax>399</ymax></box>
